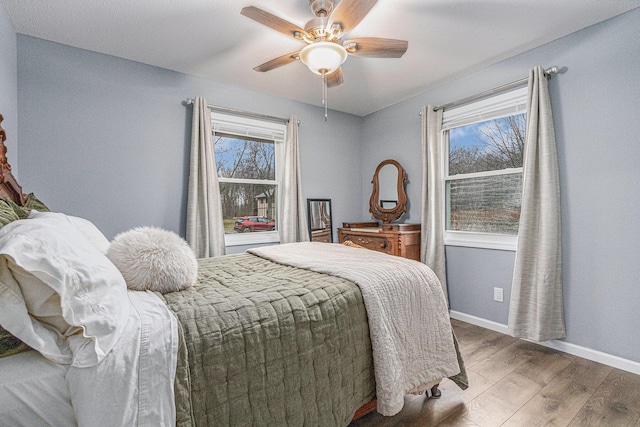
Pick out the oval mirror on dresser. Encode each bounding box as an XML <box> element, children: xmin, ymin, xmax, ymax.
<box><xmin>369</xmin><ymin>159</ymin><xmax>408</xmax><ymax>224</ymax></box>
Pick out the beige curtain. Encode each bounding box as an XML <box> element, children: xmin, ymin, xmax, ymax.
<box><xmin>186</xmin><ymin>97</ymin><xmax>226</xmax><ymax>258</ymax></box>
<box><xmin>420</xmin><ymin>106</ymin><xmax>448</xmax><ymax>304</ymax></box>
<box><xmin>280</xmin><ymin>116</ymin><xmax>310</xmax><ymax>243</ymax></box>
<box><xmin>508</xmin><ymin>67</ymin><xmax>566</xmax><ymax>341</ymax></box>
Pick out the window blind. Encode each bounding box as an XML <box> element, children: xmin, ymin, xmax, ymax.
<box><xmin>442</xmin><ymin>86</ymin><xmax>527</xmax><ymax>131</ymax></box>
<box><xmin>211</xmin><ymin>112</ymin><xmax>285</xmax><ymax>142</ymax></box>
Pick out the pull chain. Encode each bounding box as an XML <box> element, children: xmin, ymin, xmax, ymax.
<box><xmin>322</xmin><ymin>70</ymin><xmax>328</xmax><ymax>121</ymax></box>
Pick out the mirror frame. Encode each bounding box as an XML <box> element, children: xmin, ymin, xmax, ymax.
<box><xmin>307</xmin><ymin>198</ymin><xmax>333</xmax><ymax>242</ymax></box>
<box><xmin>369</xmin><ymin>159</ymin><xmax>408</xmax><ymax>224</ymax></box>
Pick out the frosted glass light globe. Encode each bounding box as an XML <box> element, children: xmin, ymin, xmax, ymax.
<box><xmin>300</xmin><ymin>42</ymin><xmax>347</xmax><ymax>75</ymax></box>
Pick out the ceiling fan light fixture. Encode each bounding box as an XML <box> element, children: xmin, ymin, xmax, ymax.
<box><xmin>299</xmin><ymin>41</ymin><xmax>347</xmax><ymax>75</ymax></box>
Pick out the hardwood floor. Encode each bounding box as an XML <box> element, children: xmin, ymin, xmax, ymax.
<box><xmin>350</xmin><ymin>319</ymin><xmax>640</xmax><ymax>427</ymax></box>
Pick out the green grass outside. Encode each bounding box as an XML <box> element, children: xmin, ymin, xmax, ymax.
<box><xmin>223</xmin><ymin>219</ymin><xmax>236</xmax><ymax>232</ymax></box>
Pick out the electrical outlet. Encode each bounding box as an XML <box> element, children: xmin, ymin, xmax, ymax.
<box><xmin>493</xmin><ymin>287</ymin><xmax>504</xmax><ymax>303</ymax></box>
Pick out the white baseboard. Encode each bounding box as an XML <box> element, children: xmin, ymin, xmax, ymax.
<box><xmin>449</xmin><ymin>310</ymin><xmax>640</xmax><ymax>376</ymax></box>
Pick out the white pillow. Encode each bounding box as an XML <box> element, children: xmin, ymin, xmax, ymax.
<box><xmin>107</xmin><ymin>227</ymin><xmax>197</xmax><ymax>293</ymax></box>
<box><xmin>28</xmin><ymin>210</ymin><xmax>111</xmax><ymax>253</ymax></box>
<box><xmin>0</xmin><ymin>215</ymin><xmax>129</xmax><ymax>367</ymax></box>
<box><xmin>0</xmin><ymin>257</ymin><xmax>71</xmax><ymax>364</ymax></box>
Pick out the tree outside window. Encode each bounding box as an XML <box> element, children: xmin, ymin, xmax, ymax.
<box><xmin>445</xmin><ymin>113</ymin><xmax>526</xmax><ymax>235</ymax></box>
<box><xmin>214</xmin><ymin>133</ymin><xmax>278</xmax><ymax>233</ymax></box>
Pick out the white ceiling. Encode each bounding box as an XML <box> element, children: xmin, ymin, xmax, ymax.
<box><xmin>2</xmin><ymin>0</ymin><xmax>639</xmax><ymax>116</ymax></box>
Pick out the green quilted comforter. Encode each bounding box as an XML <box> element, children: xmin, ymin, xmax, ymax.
<box><xmin>157</xmin><ymin>253</ymin><xmax>376</xmax><ymax>426</ymax></box>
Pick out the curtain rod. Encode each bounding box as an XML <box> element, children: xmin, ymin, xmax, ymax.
<box><xmin>185</xmin><ymin>98</ymin><xmax>294</xmax><ymax>124</ymax></box>
<box><xmin>422</xmin><ymin>66</ymin><xmax>560</xmax><ymax>114</ymax></box>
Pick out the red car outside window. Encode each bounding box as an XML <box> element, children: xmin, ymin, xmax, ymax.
<box><xmin>233</xmin><ymin>216</ymin><xmax>276</xmax><ymax>232</ymax></box>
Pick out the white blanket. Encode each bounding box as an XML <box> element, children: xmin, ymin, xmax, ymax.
<box><xmin>0</xmin><ymin>291</ymin><xmax>178</xmax><ymax>426</ymax></box>
<box><xmin>0</xmin><ymin>350</ymin><xmax>74</xmax><ymax>425</ymax></box>
<box><xmin>66</xmin><ymin>290</ymin><xmax>178</xmax><ymax>426</ymax></box>
<box><xmin>248</xmin><ymin>242</ymin><xmax>460</xmax><ymax>416</ymax></box>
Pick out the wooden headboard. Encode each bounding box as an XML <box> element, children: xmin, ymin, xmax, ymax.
<box><xmin>0</xmin><ymin>114</ymin><xmax>26</xmax><ymax>205</ymax></box>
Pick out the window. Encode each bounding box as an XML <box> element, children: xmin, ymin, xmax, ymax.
<box><xmin>442</xmin><ymin>87</ymin><xmax>527</xmax><ymax>250</ymax></box>
<box><xmin>212</xmin><ymin>112</ymin><xmax>285</xmax><ymax>246</ymax></box>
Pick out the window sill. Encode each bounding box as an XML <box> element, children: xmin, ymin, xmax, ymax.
<box><xmin>224</xmin><ymin>231</ymin><xmax>280</xmax><ymax>247</ymax></box>
<box><xmin>444</xmin><ymin>231</ymin><xmax>517</xmax><ymax>251</ymax></box>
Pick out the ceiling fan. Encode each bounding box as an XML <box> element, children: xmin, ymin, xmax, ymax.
<box><xmin>241</xmin><ymin>0</ymin><xmax>408</xmax><ymax>118</ymax></box>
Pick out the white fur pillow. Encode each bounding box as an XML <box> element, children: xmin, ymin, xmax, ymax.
<box><xmin>107</xmin><ymin>227</ymin><xmax>197</xmax><ymax>293</ymax></box>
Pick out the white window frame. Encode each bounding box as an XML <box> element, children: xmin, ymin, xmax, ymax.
<box><xmin>442</xmin><ymin>87</ymin><xmax>528</xmax><ymax>251</ymax></box>
<box><xmin>211</xmin><ymin>112</ymin><xmax>286</xmax><ymax>247</ymax></box>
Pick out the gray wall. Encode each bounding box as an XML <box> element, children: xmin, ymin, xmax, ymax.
<box><xmin>362</xmin><ymin>9</ymin><xmax>640</xmax><ymax>362</ymax></box>
<box><xmin>16</xmin><ymin>36</ymin><xmax>364</xmax><ymax>242</ymax></box>
<box><xmin>0</xmin><ymin>5</ymin><xmax>17</xmax><ymax>170</ymax></box>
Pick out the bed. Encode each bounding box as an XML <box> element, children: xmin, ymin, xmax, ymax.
<box><xmin>0</xmin><ymin>114</ymin><xmax>466</xmax><ymax>426</ymax></box>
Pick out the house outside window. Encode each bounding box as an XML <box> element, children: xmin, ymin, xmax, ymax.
<box><xmin>212</xmin><ymin>112</ymin><xmax>285</xmax><ymax>246</ymax></box>
<box><xmin>442</xmin><ymin>87</ymin><xmax>528</xmax><ymax>250</ymax></box>
<box><xmin>255</xmin><ymin>192</ymin><xmax>276</xmax><ymax>219</ymax></box>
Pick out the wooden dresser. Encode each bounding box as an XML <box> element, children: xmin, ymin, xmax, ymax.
<box><xmin>337</xmin><ymin>222</ymin><xmax>421</xmax><ymax>261</ymax></box>
<box><xmin>310</xmin><ymin>228</ymin><xmax>332</xmax><ymax>243</ymax></box>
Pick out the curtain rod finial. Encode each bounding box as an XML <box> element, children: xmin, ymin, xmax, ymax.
<box><xmin>545</xmin><ymin>66</ymin><xmax>560</xmax><ymax>75</ymax></box>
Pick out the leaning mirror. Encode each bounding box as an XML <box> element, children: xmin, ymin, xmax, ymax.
<box><xmin>369</xmin><ymin>159</ymin><xmax>408</xmax><ymax>224</ymax></box>
<box><xmin>307</xmin><ymin>199</ymin><xmax>333</xmax><ymax>243</ymax></box>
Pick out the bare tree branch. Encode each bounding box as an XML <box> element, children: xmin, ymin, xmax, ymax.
<box><xmin>449</xmin><ymin>114</ymin><xmax>525</xmax><ymax>174</ymax></box>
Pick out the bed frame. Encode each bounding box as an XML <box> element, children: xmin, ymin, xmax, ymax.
<box><xmin>0</xmin><ymin>114</ymin><xmax>25</xmax><ymax>205</ymax></box>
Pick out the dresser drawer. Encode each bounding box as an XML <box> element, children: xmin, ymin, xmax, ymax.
<box><xmin>338</xmin><ymin>224</ymin><xmax>421</xmax><ymax>261</ymax></box>
<box><xmin>342</xmin><ymin>233</ymin><xmax>394</xmax><ymax>255</ymax></box>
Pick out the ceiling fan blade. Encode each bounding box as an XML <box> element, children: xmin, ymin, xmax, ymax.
<box><xmin>241</xmin><ymin>6</ymin><xmax>307</xmax><ymax>39</ymax></box>
<box><xmin>344</xmin><ymin>38</ymin><xmax>408</xmax><ymax>58</ymax></box>
<box><xmin>326</xmin><ymin>67</ymin><xmax>344</xmax><ymax>88</ymax></box>
<box><xmin>326</xmin><ymin>0</ymin><xmax>378</xmax><ymax>33</ymax></box>
<box><xmin>253</xmin><ymin>51</ymin><xmax>300</xmax><ymax>72</ymax></box>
